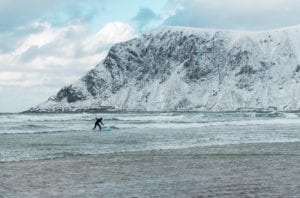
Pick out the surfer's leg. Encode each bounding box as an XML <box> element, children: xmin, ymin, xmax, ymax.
<box><xmin>93</xmin><ymin>124</ymin><xmax>96</xmax><ymax>130</ymax></box>
<box><xmin>99</xmin><ymin>124</ymin><xmax>102</xmax><ymax>131</ymax></box>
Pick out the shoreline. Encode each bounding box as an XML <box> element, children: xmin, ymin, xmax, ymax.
<box><xmin>19</xmin><ymin>109</ymin><xmax>300</xmax><ymax>114</ymax></box>
<box><xmin>1</xmin><ymin>142</ymin><xmax>299</xmax><ymax>197</ymax></box>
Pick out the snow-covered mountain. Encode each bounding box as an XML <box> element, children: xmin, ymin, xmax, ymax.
<box><xmin>28</xmin><ymin>26</ymin><xmax>300</xmax><ymax>112</ymax></box>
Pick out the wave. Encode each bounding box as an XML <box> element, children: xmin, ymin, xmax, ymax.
<box><xmin>254</xmin><ymin>112</ymin><xmax>300</xmax><ymax>119</ymax></box>
<box><xmin>18</xmin><ymin>124</ymin><xmax>54</xmax><ymax>129</ymax></box>
<box><xmin>109</xmin><ymin>118</ymin><xmax>121</xmax><ymax>121</ymax></box>
<box><xmin>2</xmin><ymin>139</ymin><xmax>299</xmax><ymax>162</ymax></box>
<box><xmin>0</xmin><ymin>114</ymin><xmax>95</xmax><ymax>123</ymax></box>
<box><xmin>114</xmin><ymin>118</ymin><xmax>300</xmax><ymax>129</ymax></box>
<box><xmin>1</xmin><ymin>112</ymin><xmax>300</xmax><ymax>133</ymax></box>
<box><xmin>0</xmin><ymin>152</ymin><xmax>99</xmax><ymax>162</ymax></box>
<box><xmin>282</xmin><ymin>113</ymin><xmax>299</xmax><ymax>119</ymax></box>
<box><xmin>0</xmin><ymin>129</ymin><xmax>82</xmax><ymax>135</ymax></box>
<box><xmin>254</xmin><ymin>112</ymin><xmax>282</xmax><ymax>118</ymax></box>
<box><xmin>109</xmin><ymin>126</ymin><xmax>120</xmax><ymax>129</ymax></box>
<box><xmin>110</xmin><ymin>112</ymin><xmax>299</xmax><ymax>123</ymax></box>
<box><xmin>112</xmin><ymin>115</ymin><xmax>187</xmax><ymax>122</ymax></box>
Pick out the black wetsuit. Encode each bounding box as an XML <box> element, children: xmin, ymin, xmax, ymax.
<box><xmin>93</xmin><ymin>118</ymin><xmax>104</xmax><ymax>131</ymax></box>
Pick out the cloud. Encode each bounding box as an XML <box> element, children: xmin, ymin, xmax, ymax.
<box><xmin>0</xmin><ymin>0</ymin><xmax>55</xmax><ymax>31</ymax></box>
<box><xmin>83</xmin><ymin>22</ymin><xmax>137</xmax><ymax>53</ymax></box>
<box><xmin>132</xmin><ymin>8</ymin><xmax>160</xmax><ymax>31</ymax></box>
<box><xmin>163</xmin><ymin>0</ymin><xmax>300</xmax><ymax>30</ymax></box>
<box><xmin>0</xmin><ymin>86</ymin><xmax>55</xmax><ymax>113</ymax></box>
<box><xmin>0</xmin><ymin>21</ymin><xmax>137</xmax><ymax>112</ymax></box>
<box><xmin>0</xmin><ymin>0</ymin><xmax>105</xmax><ymax>32</ymax></box>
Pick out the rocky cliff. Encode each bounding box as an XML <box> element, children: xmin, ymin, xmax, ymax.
<box><xmin>28</xmin><ymin>26</ymin><xmax>300</xmax><ymax>112</ymax></box>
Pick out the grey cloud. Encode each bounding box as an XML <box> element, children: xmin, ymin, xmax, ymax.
<box><xmin>19</xmin><ymin>30</ymin><xmax>86</xmax><ymax>62</ymax></box>
<box><xmin>19</xmin><ymin>44</ymin><xmax>70</xmax><ymax>63</ymax></box>
<box><xmin>0</xmin><ymin>86</ymin><xmax>54</xmax><ymax>112</ymax></box>
<box><xmin>0</xmin><ymin>0</ymin><xmax>106</xmax><ymax>32</ymax></box>
<box><xmin>20</xmin><ymin>46</ymin><xmax>40</xmax><ymax>62</ymax></box>
<box><xmin>0</xmin><ymin>24</ymin><xmax>46</xmax><ymax>53</ymax></box>
<box><xmin>164</xmin><ymin>0</ymin><xmax>300</xmax><ymax>30</ymax></box>
<box><xmin>0</xmin><ymin>0</ymin><xmax>56</xmax><ymax>32</ymax></box>
<box><xmin>132</xmin><ymin>8</ymin><xmax>160</xmax><ymax>31</ymax></box>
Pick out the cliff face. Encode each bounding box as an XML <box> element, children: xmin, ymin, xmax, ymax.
<box><xmin>29</xmin><ymin>26</ymin><xmax>300</xmax><ymax>112</ymax></box>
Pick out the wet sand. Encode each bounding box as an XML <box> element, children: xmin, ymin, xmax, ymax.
<box><xmin>1</xmin><ymin>143</ymin><xmax>299</xmax><ymax>198</ymax></box>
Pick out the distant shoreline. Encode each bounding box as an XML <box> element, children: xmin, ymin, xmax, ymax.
<box><xmin>21</xmin><ymin>109</ymin><xmax>300</xmax><ymax>114</ymax></box>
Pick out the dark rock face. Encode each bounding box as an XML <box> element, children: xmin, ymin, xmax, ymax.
<box><xmin>29</xmin><ymin>26</ymin><xmax>300</xmax><ymax>112</ymax></box>
<box><xmin>82</xmin><ymin>69</ymin><xmax>108</xmax><ymax>97</ymax></box>
<box><xmin>56</xmin><ymin>86</ymin><xmax>86</xmax><ymax>103</ymax></box>
<box><xmin>296</xmin><ymin>65</ymin><xmax>300</xmax><ymax>73</ymax></box>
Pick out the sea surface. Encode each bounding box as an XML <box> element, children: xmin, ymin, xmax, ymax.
<box><xmin>0</xmin><ymin>112</ymin><xmax>300</xmax><ymax>162</ymax></box>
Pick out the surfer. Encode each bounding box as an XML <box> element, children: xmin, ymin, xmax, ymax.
<box><xmin>93</xmin><ymin>117</ymin><xmax>104</xmax><ymax>131</ymax></box>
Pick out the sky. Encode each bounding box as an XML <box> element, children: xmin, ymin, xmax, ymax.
<box><xmin>1</xmin><ymin>0</ymin><xmax>300</xmax><ymax>112</ymax></box>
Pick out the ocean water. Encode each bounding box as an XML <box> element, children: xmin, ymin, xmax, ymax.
<box><xmin>0</xmin><ymin>112</ymin><xmax>300</xmax><ymax>162</ymax></box>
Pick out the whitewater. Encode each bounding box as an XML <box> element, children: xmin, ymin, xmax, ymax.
<box><xmin>1</xmin><ymin>112</ymin><xmax>299</xmax><ymax>162</ymax></box>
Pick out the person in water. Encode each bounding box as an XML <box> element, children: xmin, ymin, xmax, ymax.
<box><xmin>93</xmin><ymin>117</ymin><xmax>104</xmax><ymax>131</ymax></box>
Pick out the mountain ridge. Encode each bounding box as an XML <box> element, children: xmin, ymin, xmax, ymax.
<box><xmin>28</xmin><ymin>25</ymin><xmax>300</xmax><ymax>112</ymax></box>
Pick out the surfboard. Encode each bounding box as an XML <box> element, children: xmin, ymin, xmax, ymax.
<box><xmin>102</xmin><ymin>127</ymin><xmax>112</xmax><ymax>132</ymax></box>
<box><xmin>92</xmin><ymin>127</ymin><xmax>111</xmax><ymax>132</ymax></box>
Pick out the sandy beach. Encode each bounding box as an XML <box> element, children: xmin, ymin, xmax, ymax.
<box><xmin>1</xmin><ymin>142</ymin><xmax>299</xmax><ymax>198</ymax></box>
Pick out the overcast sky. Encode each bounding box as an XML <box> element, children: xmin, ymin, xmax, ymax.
<box><xmin>1</xmin><ymin>0</ymin><xmax>300</xmax><ymax>112</ymax></box>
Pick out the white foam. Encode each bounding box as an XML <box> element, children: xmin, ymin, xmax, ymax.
<box><xmin>116</xmin><ymin>118</ymin><xmax>300</xmax><ymax>129</ymax></box>
<box><xmin>283</xmin><ymin>113</ymin><xmax>299</xmax><ymax>119</ymax></box>
<box><xmin>115</xmin><ymin>115</ymin><xmax>186</xmax><ymax>121</ymax></box>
